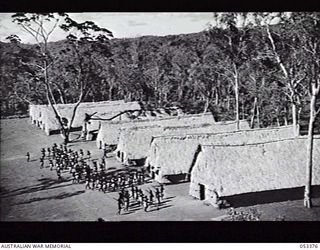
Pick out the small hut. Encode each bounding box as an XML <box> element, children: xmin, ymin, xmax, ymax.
<box><xmin>147</xmin><ymin>125</ymin><xmax>296</xmax><ymax>183</ymax></box>
<box><xmin>189</xmin><ymin>136</ymin><xmax>320</xmax><ymax>206</ymax></box>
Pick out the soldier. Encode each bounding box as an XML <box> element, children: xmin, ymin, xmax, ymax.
<box><xmin>124</xmin><ymin>190</ymin><xmax>130</xmax><ymax>211</ymax></box>
<box><xmin>117</xmin><ymin>197</ymin><xmax>123</xmax><ymax>215</ymax></box>
<box><xmin>26</xmin><ymin>152</ymin><xmax>30</xmax><ymax>162</ymax></box>
<box><xmin>47</xmin><ymin>147</ymin><xmax>51</xmax><ymax>157</ymax></box>
<box><xmin>143</xmin><ymin>196</ymin><xmax>149</xmax><ymax>212</ymax></box>
<box><xmin>138</xmin><ymin>189</ymin><xmax>144</xmax><ymax>205</ymax></box>
<box><xmin>56</xmin><ymin>167</ymin><xmax>62</xmax><ymax>180</ymax></box>
<box><xmin>52</xmin><ymin>148</ymin><xmax>56</xmax><ymax>159</ymax></box>
<box><xmin>148</xmin><ymin>189</ymin><xmax>154</xmax><ymax>205</ymax></box>
<box><xmin>72</xmin><ymin>170</ymin><xmax>77</xmax><ymax>184</ymax></box>
<box><xmin>70</xmin><ymin>167</ymin><xmax>76</xmax><ymax>183</ymax></box>
<box><xmin>87</xmin><ymin>150</ymin><xmax>91</xmax><ymax>159</ymax></box>
<box><xmin>131</xmin><ymin>184</ymin><xmax>135</xmax><ymax>199</ymax></box>
<box><xmin>134</xmin><ymin>186</ymin><xmax>139</xmax><ymax>201</ymax></box>
<box><xmin>85</xmin><ymin>176</ymin><xmax>90</xmax><ymax>189</ymax></box>
<box><xmin>49</xmin><ymin>159</ymin><xmax>54</xmax><ymax>171</ymax></box>
<box><xmin>41</xmin><ymin>148</ymin><xmax>46</xmax><ymax>157</ymax></box>
<box><xmin>79</xmin><ymin>149</ymin><xmax>84</xmax><ymax>158</ymax></box>
<box><xmin>40</xmin><ymin>157</ymin><xmax>44</xmax><ymax>169</ymax></box>
<box><xmin>155</xmin><ymin>188</ymin><xmax>161</xmax><ymax>210</ymax></box>
<box><xmin>160</xmin><ymin>184</ymin><xmax>165</xmax><ymax>199</ymax></box>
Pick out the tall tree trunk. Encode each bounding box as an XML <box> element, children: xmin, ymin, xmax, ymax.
<box><xmin>250</xmin><ymin>97</ymin><xmax>257</xmax><ymax>129</ymax></box>
<box><xmin>57</xmin><ymin>89</ymin><xmax>66</xmax><ymax>104</ymax></box>
<box><xmin>241</xmin><ymin>102</ymin><xmax>245</xmax><ymax>120</ymax></box>
<box><xmin>276</xmin><ymin>117</ymin><xmax>280</xmax><ymax>127</ymax></box>
<box><xmin>109</xmin><ymin>85</ymin><xmax>113</xmax><ymax>101</ymax></box>
<box><xmin>257</xmin><ymin>105</ymin><xmax>260</xmax><ymax>128</ymax></box>
<box><xmin>203</xmin><ymin>97</ymin><xmax>209</xmax><ymax>114</ymax></box>
<box><xmin>292</xmin><ymin>103</ymin><xmax>298</xmax><ymax>136</ymax></box>
<box><xmin>227</xmin><ymin>95</ymin><xmax>230</xmax><ymax>111</ymax></box>
<box><xmin>304</xmin><ymin>94</ymin><xmax>317</xmax><ymax>208</ymax></box>
<box><xmin>215</xmin><ymin>89</ymin><xmax>219</xmax><ymax>105</ymax></box>
<box><xmin>234</xmin><ymin>68</ymin><xmax>240</xmax><ymax>130</ymax></box>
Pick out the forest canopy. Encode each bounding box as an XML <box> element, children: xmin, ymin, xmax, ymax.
<box><xmin>1</xmin><ymin>13</ymin><xmax>319</xmax><ymax>132</ymax></box>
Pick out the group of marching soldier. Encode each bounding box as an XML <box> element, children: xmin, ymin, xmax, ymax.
<box><xmin>29</xmin><ymin>142</ymin><xmax>166</xmax><ymax>215</ymax></box>
<box><xmin>116</xmin><ymin>183</ymin><xmax>165</xmax><ymax>215</ymax></box>
<box><xmin>38</xmin><ymin>143</ymin><xmax>95</xmax><ymax>182</ymax></box>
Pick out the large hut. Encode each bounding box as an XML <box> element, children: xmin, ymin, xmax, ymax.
<box><xmin>90</xmin><ymin>107</ymin><xmax>182</xmax><ymax>143</ymax></box>
<box><xmin>29</xmin><ymin>100</ymin><xmax>140</xmax><ymax>135</ymax></box>
<box><xmin>116</xmin><ymin>119</ymin><xmax>250</xmax><ymax>166</ymax></box>
<box><xmin>96</xmin><ymin>112</ymin><xmax>215</xmax><ymax>149</ymax></box>
<box><xmin>146</xmin><ymin>125</ymin><xmax>296</xmax><ymax>183</ymax></box>
<box><xmin>189</xmin><ymin>136</ymin><xmax>320</xmax><ymax>206</ymax></box>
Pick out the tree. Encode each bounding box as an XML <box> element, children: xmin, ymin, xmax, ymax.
<box><xmin>252</xmin><ymin>13</ymin><xmax>309</xmax><ymax>136</ymax></box>
<box><xmin>208</xmin><ymin>13</ymin><xmax>256</xmax><ymax>129</ymax></box>
<box><xmin>9</xmin><ymin>13</ymin><xmax>113</xmax><ymax>143</ymax></box>
<box><xmin>253</xmin><ymin>12</ymin><xmax>320</xmax><ymax>208</ymax></box>
<box><xmin>290</xmin><ymin>12</ymin><xmax>320</xmax><ymax>208</ymax></box>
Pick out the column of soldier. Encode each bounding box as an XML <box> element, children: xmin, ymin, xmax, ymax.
<box><xmin>116</xmin><ymin>182</ymin><xmax>165</xmax><ymax>215</ymax></box>
<box><xmin>36</xmin><ymin>143</ymin><xmax>165</xmax><ymax>214</ymax></box>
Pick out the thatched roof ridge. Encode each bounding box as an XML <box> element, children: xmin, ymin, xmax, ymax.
<box><xmin>190</xmin><ymin>137</ymin><xmax>320</xmax><ymax>199</ymax></box>
<box><xmin>151</xmin><ymin>124</ymin><xmax>295</xmax><ymax>143</ymax></box>
<box><xmin>116</xmin><ymin>119</ymin><xmax>251</xmax><ymax>164</ymax></box>
<box><xmin>106</xmin><ymin>112</ymin><xmax>215</xmax><ymax>125</ymax></box>
<box><xmin>96</xmin><ymin>112</ymin><xmax>217</xmax><ymax>147</ymax></box>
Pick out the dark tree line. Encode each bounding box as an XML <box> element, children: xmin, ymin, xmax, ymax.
<box><xmin>1</xmin><ymin>13</ymin><xmax>318</xmax><ymax>131</ymax></box>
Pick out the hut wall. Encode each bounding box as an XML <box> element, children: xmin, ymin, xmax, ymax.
<box><xmin>189</xmin><ymin>137</ymin><xmax>320</xmax><ymax>205</ymax></box>
<box><xmin>148</xmin><ymin>125</ymin><xmax>296</xmax><ymax>183</ymax></box>
<box><xmin>116</xmin><ymin>125</ymin><xmax>163</xmax><ymax>164</ymax></box>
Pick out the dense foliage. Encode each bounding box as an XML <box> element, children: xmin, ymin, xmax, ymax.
<box><xmin>1</xmin><ymin>13</ymin><xmax>319</xmax><ymax>132</ymax></box>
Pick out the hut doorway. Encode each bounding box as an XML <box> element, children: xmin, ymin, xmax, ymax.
<box><xmin>199</xmin><ymin>184</ymin><xmax>206</xmax><ymax>200</ymax></box>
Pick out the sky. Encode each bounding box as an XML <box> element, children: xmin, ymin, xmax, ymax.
<box><xmin>0</xmin><ymin>13</ymin><xmax>216</xmax><ymax>43</ymax></box>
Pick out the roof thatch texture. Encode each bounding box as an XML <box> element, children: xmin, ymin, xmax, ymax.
<box><xmin>88</xmin><ymin>107</ymin><xmax>185</xmax><ymax>133</ymax></box>
<box><xmin>30</xmin><ymin>100</ymin><xmax>125</xmax><ymax>122</ymax></box>
<box><xmin>96</xmin><ymin>112</ymin><xmax>216</xmax><ymax>148</ymax></box>
<box><xmin>116</xmin><ymin>125</ymin><xmax>163</xmax><ymax>162</ymax></box>
<box><xmin>29</xmin><ymin>101</ymin><xmax>140</xmax><ymax>135</ymax></box>
<box><xmin>190</xmin><ymin>136</ymin><xmax>320</xmax><ymax>200</ymax></box>
<box><xmin>116</xmin><ymin>119</ymin><xmax>250</xmax><ymax>164</ymax></box>
<box><xmin>147</xmin><ymin>125</ymin><xmax>296</xmax><ymax>182</ymax></box>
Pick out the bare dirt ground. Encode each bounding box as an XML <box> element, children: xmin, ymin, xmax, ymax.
<box><xmin>1</xmin><ymin>118</ymin><xmax>320</xmax><ymax>221</ymax></box>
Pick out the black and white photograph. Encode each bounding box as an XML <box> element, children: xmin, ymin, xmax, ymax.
<box><xmin>0</xmin><ymin>10</ymin><xmax>320</xmax><ymax>241</ymax></box>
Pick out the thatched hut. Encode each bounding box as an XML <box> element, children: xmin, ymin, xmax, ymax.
<box><xmin>116</xmin><ymin>119</ymin><xmax>250</xmax><ymax>165</ymax></box>
<box><xmin>96</xmin><ymin>112</ymin><xmax>216</xmax><ymax>149</ymax></box>
<box><xmin>189</xmin><ymin>136</ymin><xmax>320</xmax><ymax>206</ymax></box>
<box><xmin>29</xmin><ymin>100</ymin><xmax>140</xmax><ymax>135</ymax></box>
<box><xmin>147</xmin><ymin>125</ymin><xmax>296</xmax><ymax>183</ymax></box>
